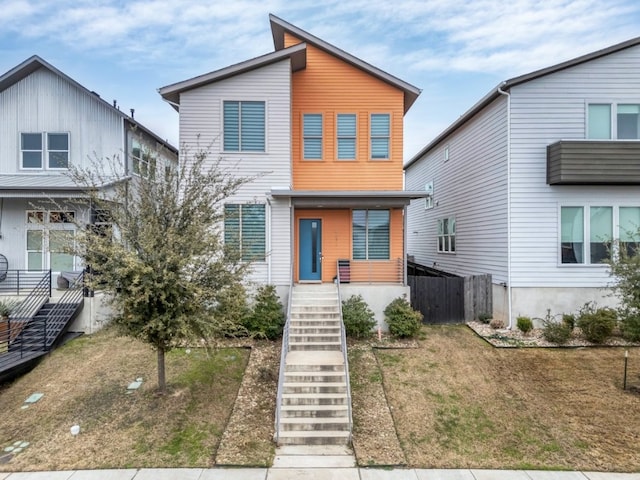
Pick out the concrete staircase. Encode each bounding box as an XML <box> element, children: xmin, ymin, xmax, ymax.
<box><xmin>276</xmin><ymin>284</ymin><xmax>351</xmax><ymax>446</ymax></box>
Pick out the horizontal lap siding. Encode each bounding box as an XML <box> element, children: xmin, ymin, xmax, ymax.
<box><xmin>286</xmin><ymin>36</ymin><xmax>405</xmax><ymax>191</ymax></box>
<box><xmin>406</xmin><ymin>96</ymin><xmax>508</xmax><ymax>283</ymax></box>
<box><xmin>0</xmin><ymin>68</ymin><xmax>124</xmax><ymax>173</ymax></box>
<box><xmin>509</xmin><ymin>45</ymin><xmax>640</xmax><ymax>288</ymax></box>
<box><xmin>179</xmin><ymin>60</ymin><xmax>292</xmax><ymax>286</ymax></box>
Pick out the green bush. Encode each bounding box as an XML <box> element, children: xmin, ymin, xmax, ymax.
<box><xmin>478</xmin><ymin>312</ymin><xmax>492</xmax><ymax>324</ymax></box>
<box><xmin>384</xmin><ymin>295</ymin><xmax>423</xmax><ymax>338</ymax></box>
<box><xmin>618</xmin><ymin>311</ymin><xmax>640</xmax><ymax>342</ymax></box>
<box><xmin>244</xmin><ymin>285</ymin><xmax>285</xmax><ymax>340</ymax></box>
<box><xmin>212</xmin><ymin>282</ymin><xmax>250</xmax><ymax>337</ymax></box>
<box><xmin>542</xmin><ymin>320</ymin><xmax>572</xmax><ymax>344</ymax></box>
<box><xmin>562</xmin><ymin>313</ymin><xmax>576</xmax><ymax>330</ymax></box>
<box><xmin>516</xmin><ymin>316</ymin><xmax>533</xmax><ymax>334</ymax></box>
<box><xmin>576</xmin><ymin>304</ymin><xmax>617</xmax><ymax>344</ymax></box>
<box><xmin>342</xmin><ymin>295</ymin><xmax>376</xmax><ymax>339</ymax></box>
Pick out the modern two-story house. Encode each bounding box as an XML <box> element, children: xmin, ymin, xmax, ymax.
<box><xmin>0</xmin><ymin>55</ymin><xmax>178</xmax><ymax>330</ymax></box>
<box><xmin>159</xmin><ymin>14</ymin><xmax>423</xmax><ymax>318</ymax></box>
<box><xmin>405</xmin><ymin>36</ymin><xmax>640</xmax><ymax>327</ymax></box>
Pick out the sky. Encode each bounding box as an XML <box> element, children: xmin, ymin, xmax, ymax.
<box><xmin>1</xmin><ymin>0</ymin><xmax>640</xmax><ymax>161</ymax></box>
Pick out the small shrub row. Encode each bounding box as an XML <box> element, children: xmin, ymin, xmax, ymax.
<box><xmin>342</xmin><ymin>294</ymin><xmax>423</xmax><ymax>339</ymax></box>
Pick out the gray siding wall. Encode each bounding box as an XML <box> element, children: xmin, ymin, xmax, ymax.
<box><xmin>406</xmin><ymin>96</ymin><xmax>509</xmax><ymax>283</ymax></box>
<box><xmin>509</xmin><ymin>44</ymin><xmax>640</xmax><ymax>288</ymax></box>
<box><xmin>0</xmin><ymin>68</ymin><xmax>124</xmax><ymax>174</ymax></box>
<box><xmin>178</xmin><ymin>60</ymin><xmax>292</xmax><ymax>287</ymax></box>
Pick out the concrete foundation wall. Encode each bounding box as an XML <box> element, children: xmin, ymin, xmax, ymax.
<box><xmin>339</xmin><ymin>284</ymin><xmax>410</xmax><ymax>331</ymax></box>
<box><xmin>69</xmin><ymin>292</ymin><xmax>114</xmax><ymax>334</ymax></box>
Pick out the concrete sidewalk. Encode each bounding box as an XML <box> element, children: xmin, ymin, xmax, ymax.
<box><xmin>1</xmin><ymin>469</ymin><xmax>640</xmax><ymax>479</ymax></box>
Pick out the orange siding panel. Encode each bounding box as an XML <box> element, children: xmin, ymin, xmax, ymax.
<box><xmin>294</xmin><ymin>208</ymin><xmax>404</xmax><ymax>283</ymax></box>
<box><xmin>290</xmin><ymin>40</ymin><xmax>405</xmax><ymax>191</ymax></box>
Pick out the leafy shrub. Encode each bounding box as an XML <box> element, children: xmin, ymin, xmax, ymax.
<box><xmin>576</xmin><ymin>303</ymin><xmax>617</xmax><ymax>344</ymax></box>
<box><xmin>562</xmin><ymin>313</ymin><xmax>576</xmax><ymax>330</ymax></box>
<box><xmin>618</xmin><ymin>311</ymin><xmax>640</xmax><ymax>342</ymax></box>
<box><xmin>516</xmin><ymin>316</ymin><xmax>533</xmax><ymax>334</ymax></box>
<box><xmin>478</xmin><ymin>312</ymin><xmax>493</xmax><ymax>324</ymax></box>
<box><xmin>244</xmin><ymin>285</ymin><xmax>285</xmax><ymax>340</ymax></box>
<box><xmin>542</xmin><ymin>319</ymin><xmax>572</xmax><ymax>344</ymax></box>
<box><xmin>342</xmin><ymin>295</ymin><xmax>376</xmax><ymax>339</ymax></box>
<box><xmin>384</xmin><ymin>295</ymin><xmax>423</xmax><ymax>338</ymax></box>
<box><xmin>212</xmin><ymin>282</ymin><xmax>250</xmax><ymax>337</ymax></box>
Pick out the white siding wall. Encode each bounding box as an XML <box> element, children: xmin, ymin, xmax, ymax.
<box><xmin>406</xmin><ymin>96</ymin><xmax>509</xmax><ymax>283</ymax></box>
<box><xmin>509</xmin><ymin>45</ymin><xmax>640</xmax><ymax>288</ymax></box>
<box><xmin>0</xmin><ymin>68</ymin><xmax>125</xmax><ymax>173</ymax></box>
<box><xmin>178</xmin><ymin>60</ymin><xmax>292</xmax><ymax>287</ymax></box>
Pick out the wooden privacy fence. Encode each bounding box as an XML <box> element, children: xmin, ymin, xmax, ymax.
<box><xmin>408</xmin><ymin>274</ymin><xmax>492</xmax><ymax>324</ymax></box>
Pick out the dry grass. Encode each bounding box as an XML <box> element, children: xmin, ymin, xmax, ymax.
<box><xmin>0</xmin><ymin>327</ymin><xmax>249</xmax><ymax>471</ymax></box>
<box><xmin>376</xmin><ymin>325</ymin><xmax>640</xmax><ymax>472</ymax></box>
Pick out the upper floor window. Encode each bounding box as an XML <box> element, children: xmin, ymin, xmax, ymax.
<box><xmin>131</xmin><ymin>140</ymin><xmax>156</xmax><ymax>178</ymax></box>
<box><xmin>370</xmin><ymin>114</ymin><xmax>390</xmax><ymax>159</ymax></box>
<box><xmin>352</xmin><ymin>209</ymin><xmax>390</xmax><ymax>260</ymax></box>
<box><xmin>437</xmin><ymin>217</ymin><xmax>455</xmax><ymax>253</ymax></box>
<box><xmin>588</xmin><ymin>103</ymin><xmax>640</xmax><ymax>139</ymax></box>
<box><xmin>223</xmin><ymin>101</ymin><xmax>265</xmax><ymax>152</ymax></box>
<box><xmin>337</xmin><ymin>114</ymin><xmax>356</xmax><ymax>160</ymax></box>
<box><xmin>224</xmin><ymin>203</ymin><xmax>266</xmax><ymax>261</ymax></box>
<box><xmin>21</xmin><ymin>132</ymin><xmax>69</xmax><ymax>169</ymax></box>
<box><xmin>303</xmin><ymin>114</ymin><xmax>322</xmax><ymax>160</ymax></box>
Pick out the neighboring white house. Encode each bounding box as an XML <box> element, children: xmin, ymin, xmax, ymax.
<box><xmin>405</xmin><ymin>36</ymin><xmax>640</xmax><ymax>327</ymax></box>
<box><xmin>0</xmin><ymin>55</ymin><xmax>178</xmax><ymax>330</ymax></box>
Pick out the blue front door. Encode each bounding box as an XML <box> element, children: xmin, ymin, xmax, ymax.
<box><xmin>299</xmin><ymin>219</ymin><xmax>322</xmax><ymax>281</ymax></box>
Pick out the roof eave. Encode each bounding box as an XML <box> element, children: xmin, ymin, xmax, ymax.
<box><xmin>269</xmin><ymin>14</ymin><xmax>421</xmax><ymax>114</ymax></box>
<box><xmin>158</xmin><ymin>43</ymin><xmax>308</xmax><ymax>106</ymax></box>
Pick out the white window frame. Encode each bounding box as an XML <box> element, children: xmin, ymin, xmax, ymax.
<box><xmin>444</xmin><ymin>145</ymin><xmax>450</xmax><ymax>162</ymax></box>
<box><xmin>20</xmin><ymin>132</ymin><xmax>70</xmax><ymax>170</ymax></box>
<box><xmin>222</xmin><ymin>99</ymin><xmax>267</xmax><ymax>153</ymax></box>
<box><xmin>586</xmin><ymin>101</ymin><xmax>640</xmax><ymax>140</ymax></box>
<box><xmin>25</xmin><ymin>209</ymin><xmax>77</xmax><ymax>272</ymax></box>
<box><xmin>131</xmin><ymin>139</ymin><xmax>156</xmax><ymax>178</ymax></box>
<box><xmin>437</xmin><ymin>216</ymin><xmax>456</xmax><ymax>253</ymax></box>
<box><xmin>425</xmin><ymin>181</ymin><xmax>434</xmax><ymax>210</ymax></box>
<box><xmin>557</xmin><ymin>204</ymin><xmax>640</xmax><ymax>266</ymax></box>
<box><xmin>302</xmin><ymin>113</ymin><xmax>323</xmax><ymax>160</ymax></box>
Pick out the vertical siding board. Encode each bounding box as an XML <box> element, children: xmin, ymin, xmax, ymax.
<box><xmin>0</xmin><ymin>68</ymin><xmax>124</xmax><ymax>173</ymax></box>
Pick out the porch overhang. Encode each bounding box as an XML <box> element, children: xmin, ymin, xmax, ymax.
<box><xmin>268</xmin><ymin>189</ymin><xmax>429</xmax><ymax>208</ymax></box>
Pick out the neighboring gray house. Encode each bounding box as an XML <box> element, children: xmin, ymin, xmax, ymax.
<box><xmin>405</xmin><ymin>36</ymin><xmax>640</xmax><ymax>327</ymax></box>
<box><xmin>0</xmin><ymin>56</ymin><xmax>177</xmax><ymax>293</ymax></box>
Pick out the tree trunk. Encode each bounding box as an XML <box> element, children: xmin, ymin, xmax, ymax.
<box><xmin>157</xmin><ymin>347</ymin><xmax>166</xmax><ymax>393</ymax></box>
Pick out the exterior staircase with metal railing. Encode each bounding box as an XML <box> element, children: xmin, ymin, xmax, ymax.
<box><xmin>275</xmin><ymin>283</ymin><xmax>352</xmax><ymax>446</ymax></box>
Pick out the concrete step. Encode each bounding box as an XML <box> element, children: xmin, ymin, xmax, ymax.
<box><xmin>289</xmin><ymin>334</ymin><xmax>341</xmax><ymax>343</ymax></box>
<box><xmin>272</xmin><ymin>453</ymin><xmax>356</xmax><ymax>468</ymax></box>
<box><xmin>279</xmin><ymin>417</ymin><xmax>350</xmax><ymax>432</ymax></box>
<box><xmin>291</xmin><ymin>296</ymin><xmax>339</xmax><ymax>303</ymax></box>
<box><xmin>282</xmin><ymin>393</ymin><xmax>348</xmax><ymax>406</ymax></box>
<box><xmin>280</xmin><ymin>404</ymin><xmax>349</xmax><ymax>418</ymax></box>
<box><xmin>284</xmin><ymin>371</ymin><xmax>346</xmax><ymax>382</ymax></box>
<box><xmin>283</xmin><ymin>382</ymin><xmax>347</xmax><ymax>394</ymax></box>
<box><xmin>289</xmin><ymin>342</ymin><xmax>341</xmax><ymax>351</ymax></box>
<box><xmin>290</xmin><ymin>317</ymin><xmax>340</xmax><ymax>325</ymax></box>
<box><xmin>276</xmin><ymin>430</ymin><xmax>350</xmax><ymax>446</ymax></box>
<box><xmin>290</xmin><ymin>326</ymin><xmax>341</xmax><ymax>335</ymax></box>
<box><xmin>291</xmin><ymin>306</ymin><xmax>339</xmax><ymax>313</ymax></box>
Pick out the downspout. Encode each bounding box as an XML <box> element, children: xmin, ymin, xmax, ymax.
<box><xmin>266</xmin><ymin>197</ymin><xmax>272</xmax><ymax>284</ymax></box>
<box><xmin>497</xmin><ymin>83</ymin><xmax>513</xmax><ymax>329</ymax></box>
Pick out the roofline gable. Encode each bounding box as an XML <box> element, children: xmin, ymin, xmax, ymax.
<box><xmin>158</xmin><ymin>43</ymin><xmax>308</xmax><ymax>109</ymax></box>
<box><xmin>405</xmin><ymin>34</ymin><xmax>640</xmax><ymax>169</ymax></box>
<box><xmin>269</xmin><ymin>14</ymin><xmax>421</xmax><ymax>114</ymax></box>
<box><xmin>0</xmin><ymin>55</ymin><xmax>177</xmax><ymax>155</ymax></box>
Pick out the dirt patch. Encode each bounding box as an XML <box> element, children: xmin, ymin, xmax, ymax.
<box><xmin>349</xmin><ymin>343</ymin><xmax>406</xmax><ymax>466</ymax></box>
<box><xmin>0</xmin><ymin>327</ymin><xmax>249</xmax><ymax>471</ymax></box>
<box><xmin>214</xmin><ymin>340</ymin><xmax>279</xmax><ymax>466</ymax></box>
<box><xmin>377</xmin><ymin>324</ymin><xmax>640</xmax><ymax>471</ymax></box>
